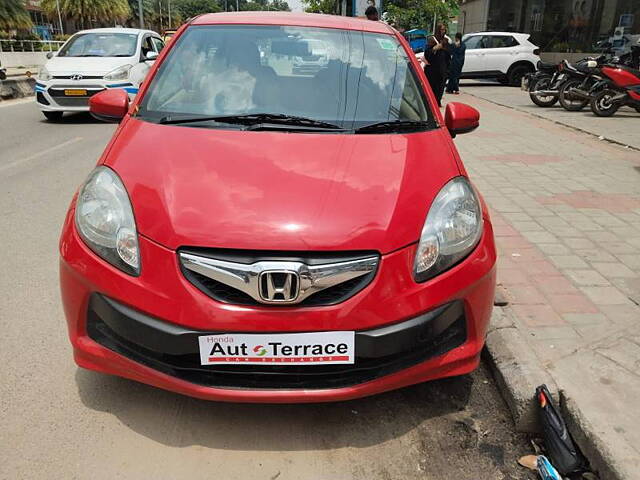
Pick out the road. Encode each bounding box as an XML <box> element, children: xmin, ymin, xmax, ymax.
<box><xmin>0</xmin><ymin>99</ymin><xmax>532</xmax><ymax>480</ymax></box>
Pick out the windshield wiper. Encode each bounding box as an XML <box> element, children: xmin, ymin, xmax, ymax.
<box><xmin>354</xmin><ymin>120</ymin><xmax>430</xmax><ymax>134</ymax></box>
<box><xmin>158</xmin><ymin>113</ymin><xmax>343</xmax><ymax>130</ymax></box>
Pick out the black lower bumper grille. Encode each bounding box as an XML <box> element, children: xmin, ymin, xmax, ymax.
<box><xmin>86</xmin><ymin>294</ymin><xmax>467</xmax><ymax>390</ymax></box>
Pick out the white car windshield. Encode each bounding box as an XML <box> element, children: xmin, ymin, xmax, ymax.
<box><xmin>58</xmin><ymin>33</ymin><xmax>138</xmax><ymax>57</ymax></box>
<box><xmin>139</xmin><ymin>25</ymin><xmax>433</xmax><ymax>130</ymax></box>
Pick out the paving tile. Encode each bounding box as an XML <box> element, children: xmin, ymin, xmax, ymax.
<box><xmin>546</xmin><ymin>294</ymin><xmax>599</xmax><ymax>314</ymax></box>
<box><xmin>574</xmin><ymin>249</ymin><xmax>619</xmax><ymax>263</ymax></box>
<box><xmin>579</xmin><ymin>286</ymin><xmax>634</xmax><ymax>305</ymax></box>
<box><xmin>548</xmin><ymin>255</ymin><xmax>590</xmax><ymax>269</ymax></box>
<box><xmin>503</xmin><ymin>285</ymin><xmax>547</xmax><ymax>305</ymax></box>
<box><xmin>592</xmin><ymin>263</ymin><xmax>638</xmax><ymax>279</ymax></box>
<box><xmin>615</xmin><ymin>254</ymin><xmax>640</xmax><ymax>270</ymax></box>
<box><xmin>512</xmin><ymin>304</ymin><xmax>567</xmax><ymax>328</ymax></box>
<box><xmin>562</xmin><ymin>313</ymin><xmax>609</xmax><ymax>326</ymax></box>
<box><xmin>537</xmin><ymin>243</ymin><xmax>571</xmax><ymax>255</ymax></box>
<box><xmin>563</xmin><ymin>237</ymin><xmax>596</xmax><ymax>250</ymax></box>
<box><xmin>497</xmin><ymin>268</ymin><xmax>529</xmax><ymax>286</ymax></box>
<box><xmin>564</xmin><ymin>269</ymin><xmax>611</xmax><ymax>286</ymax></box>
<box><xmin>531</xmin><ymin>275</ymin><xmax>579</xmax><ymax>294</ymax></box>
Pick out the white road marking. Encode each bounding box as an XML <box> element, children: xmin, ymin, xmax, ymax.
<box><xmin>0</xmin><ymin>136</ymin><xmax>83</xmax><ymax>174</ymax></box>
<box><xmin>0</xmin><ymin>97</ymin><xmax>36</xmax><ymax>108</ymax></box>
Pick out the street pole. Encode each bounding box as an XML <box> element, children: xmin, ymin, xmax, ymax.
<box><xmin>236</xmin><ymin>0</ymin><xmax>239</xmax><ymax>11</ymax></box>
<box><xmin>168</xmin><ymin>0</ymin><xmax>172</xmax><ymax>29</ymax></box>
<box><xmin>138</xmin><ymin>0</ymin><xmax>144</xmax><ymax>28</ymax></box>
<box><xmin>55</xmin><ymin>0</ymin><xmax>64</xmax><ymax>35</ymax></box>
<box><xmin>432</xmin><ymin>13</ymin><xmax>436</xmax><ymax>35</ymax></box>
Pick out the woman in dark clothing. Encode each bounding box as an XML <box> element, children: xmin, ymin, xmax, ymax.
<box><xmin>423</xmin><ymin>23</ymin><xmax>450</xmax><ymax>107</ymax></box>
<box><xmin>446</xmin><ymin>32</ymin><xmax>466</xmax><ymax>94</ymax></box>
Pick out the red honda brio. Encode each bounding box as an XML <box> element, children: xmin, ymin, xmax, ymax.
<box><xmin>59</xmin><ymin>12</ymin><xmax>496</xmax><ymax>402</ymax></box>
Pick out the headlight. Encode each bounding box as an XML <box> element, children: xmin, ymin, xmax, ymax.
<box><xmin>75</xmin><ymin>166</ymin><xmax>140</xmax><ymax>275</ymax></box>
<box><xmin>39</xmin><ymin>66</ymin><xmax>51</xmax><ymax>81</ymax></box>
<box><xmin>104</xmin><ymin>64</ymin><xmax>132</xmax><ymax>81</ymax></box>
<box><xmin>414</xmin><ymin>177</ymin><xmax>483</xmax><ymax>282</ymax></box>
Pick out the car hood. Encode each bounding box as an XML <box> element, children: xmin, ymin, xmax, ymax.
<box><xmin>104</xmin><ymin>118</ymin><xmax>461</xmax><ymax>253</ymax></box>
<box><xmin>45</xmin><ymin>56</ymin><xmax>135</xmax><ymax>76</ymax></box>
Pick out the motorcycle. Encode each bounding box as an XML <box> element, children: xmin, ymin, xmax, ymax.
<box><xmin>523</xmin><ymin>61</ymin><xmax>567</xmax><ymax>107</ymax></box>
<box><xmin>558</xmin><ymin>57</ymin><xmax>606</xmax><ymax>111</ymax></box>
<box><xmin>0</xmin><ymin>60</ymin><xmax>6</xmax><ymax>81</ymax></box>
<box><xmin>590</xmin><ymin>46</ymin><xmax>640</xmax><ymax>117</ymax></box>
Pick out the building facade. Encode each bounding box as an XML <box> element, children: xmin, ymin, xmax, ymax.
<box><xmin>459</xmin><ymin>0</ymin><xmax>639</xmax><ymax>53</ymax></box>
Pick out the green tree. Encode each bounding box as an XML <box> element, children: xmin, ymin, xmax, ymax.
<box><xmin>302</xmin><ymin>0</ymin><xmax>337</xmax><ymax>14</ymax></box>
<box><xmin>0</xmin><ymin>0</ymin><xmax>33</xmax><ymax>30</ymax></box>
<box><xmin>241</xmin><ymin>0</ymin><xmax>290</xmax><ymax>11</ymax></box>
<box><xmin>175</xmin><ymin>0</ymin><xmax>221</xmax><ymax>18</ymax></box>
<box><xmin>385</xmin><ymin>0</ymin><xmax>458</xmax><ymax>32</ymax></box>
<box><xmin>41</xmin><ymin>0</ymin><xmax>131</xmax><ymax>27</ymax></box>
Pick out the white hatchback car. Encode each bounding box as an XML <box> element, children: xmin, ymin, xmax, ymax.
<box><xmin>460</xmin><ymin>32</ymin><xmax>541</xmax><ymax>86</ymax></box>
<box><xmin>36</xmin><ymin>28</ymin><xmax>164</xmax><ymax>121</ymax></box>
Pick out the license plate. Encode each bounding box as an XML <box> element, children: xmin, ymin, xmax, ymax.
<box><xmin>64</xmin><ymin>89</ymin><xmax>87</xmax><ymax>96</ymax></box>
<box><xmin>198</xmin><ymin>331</ymin><xmax>355</xmax><ymax>365</ymax></box>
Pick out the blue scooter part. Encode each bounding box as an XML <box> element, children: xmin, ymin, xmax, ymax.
<box><xmin>537</xmin><ymin>455</ymin><xmax>563</xmax><ymax>480</ymax></box>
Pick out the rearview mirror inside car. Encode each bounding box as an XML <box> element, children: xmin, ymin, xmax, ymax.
<box><xmin>89</xmin><ymin>89</ymin><xmax>130</xmax><ymax>123</ymax></box>
<box><xmin>444</xmin><ymin>102</ymin><xmax>480</xmax><ymax>138</ymax></box>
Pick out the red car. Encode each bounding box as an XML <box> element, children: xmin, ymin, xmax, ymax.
<box><xmin>60</xmin><ymin>12</ymin><xmax>496</xmax><ymax>402</ymax></box>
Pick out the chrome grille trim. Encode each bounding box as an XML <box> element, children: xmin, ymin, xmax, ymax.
<box><xmin>179</xmin><ymin>252</ymin><xmax>379</xmax><ymax>305</ymax></box>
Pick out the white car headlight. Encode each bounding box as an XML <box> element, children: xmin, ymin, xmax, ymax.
<box><xmin>39</xmin><ymin>66</ymin><xmax>52</xmax><ymax>81</ymax></box>
<box><xmin>75</xmin><ymin>166</ymin><xmax>140</xmax><ymax>275</ymax></box>
<box><xmin>414</xmin><ymin>177</ymin><xmax>483</xmax><ymax>281</ymax></box>
<box><xmin>104</xmin><ymin>64</ymin><xmax>132</xmax><ymax>81</ymax></box>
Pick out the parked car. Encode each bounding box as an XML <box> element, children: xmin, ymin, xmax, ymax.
<box><xmin>35</xmin><ymin>28</ymin><xmax>164</xmax><ymax>121</ymax></box>
<box><xmin>60</xmin><ymin>12</ymin><xmax>496</xmax><ymax>403</ymax></box>
<box><xmin>461</xmin><ymin>32</ymin><xmax>541</xmax><ymax>86</ymax></box>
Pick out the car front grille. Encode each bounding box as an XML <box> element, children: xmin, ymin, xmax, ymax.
<box><xmin>179</xmin><ymin>248</ymin><xmax>379</xmax><ymax>307</ymax></box>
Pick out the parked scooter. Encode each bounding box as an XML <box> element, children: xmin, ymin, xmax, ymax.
<box><xmin>524</xmin><ymin>61</ymin><xmax>567</xmax><ymax>107</ymax></box>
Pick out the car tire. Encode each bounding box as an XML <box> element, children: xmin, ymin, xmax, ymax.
<box><xmin>590</xmin><ymin>90</ymin><xmax>620</xmax><ymax>117</ymax></box>
<box><xmin>529</xmin><ymin>76</ymin><xmax>558</xmax><ymax>107</ymax></box>
<box><xmin>43</xmin><ymin>111</ymin><xmax>63</xmax><ymax>122</ymax></box>
<box><xmin>0</xmin><ymin>70</ymin><xmax>7</xmax><ymax>81</ymax></box>
<box><xmin>507</xmin><ymin>64</ymin><xmax>533</xmax><ymax>87</ymax></box>
<box><xmin>558</xmin><ymin>79</ymin><xmax>589</xmax><ymax>111</ymax></box>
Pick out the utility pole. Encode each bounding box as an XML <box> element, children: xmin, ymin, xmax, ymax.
<box><xmin>55</xmin><ymin>0</ymin><xmax>64</xmax><ymax>34</ymax></box>
<box><xmin>168</xmin><ymin>0</ymin><xmax>172</xmax><ymax>29</ymax></box>
<box><xmin>236</xmin><ymin>0</ymin><xmax>239</xmax><ymax>11</ymax></box>
<box><xmin>159</xmin><ymin>0</ymin><xmax>164</xmax><ymax>32</ymax></box>
<box><xmin>138</xmin><ymin>0</ymin><xmax>144</xmax><ymax>28</ymax></box>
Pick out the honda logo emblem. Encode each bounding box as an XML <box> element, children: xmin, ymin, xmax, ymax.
<box><xmin>71</xmin><ymin>74</ymin><xmax>83</xmax><ymax>80</ymax></box>
<box><xmin>258</xmin><ymin>270</ymin><xmax>300</xmax><ymax>303</ymax></box>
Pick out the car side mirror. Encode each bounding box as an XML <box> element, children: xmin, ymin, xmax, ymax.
<box><xmin>143</xmin><ymin>51</ymin><xmax>159</xmax><ymax>62</ymax></box>
<box><xmin>46</xmin><ymin>52</ymin><xmax>54</xmax><ymax>59</ymax></box>
<box><xmin>444</xmin><ymin>102</ymin><xmax>480</xmax><ymax>138</ymax></box>
<box><xmin>89</xmin><ymin>89</ymin><xmax>130</xmax><ymax>123</ymax></box>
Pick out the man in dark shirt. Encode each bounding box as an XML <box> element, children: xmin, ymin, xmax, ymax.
<box><xmin>424</xmin><ymin>23</ymin><xmax>450</xmax><ymax>107</ymax></box>
<box><xmin>365</xmin><ymin>6</ymin><xmax>379</xmax><ymax>21</ymax></box>
<box><xmin>446</xmin><ymin>32</ymin><xmax>466</xmax><ymax>94</ymax></box>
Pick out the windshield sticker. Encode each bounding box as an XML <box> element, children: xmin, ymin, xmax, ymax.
<box><xmin>376</xmin><ymin>38</ymin><xmax>396</xmax><ymax>50</ymax></box>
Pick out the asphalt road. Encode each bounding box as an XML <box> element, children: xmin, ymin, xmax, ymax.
<box><xmin>0</xmin><ymin>99</ymin><xmax>533</xmax><ymax>480</ymax></box>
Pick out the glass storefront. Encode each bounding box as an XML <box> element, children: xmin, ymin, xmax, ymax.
<box><xmin>486</xmin><ymin>0</ymin><xmax>639</xmax><ymax>53</ymax></box>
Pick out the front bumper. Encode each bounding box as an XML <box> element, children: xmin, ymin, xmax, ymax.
<box><xmin>35</xmin><ymin>79</ymin><xmax>138</xmax><ymax>112</ymax></box>
<box><xmin>60</xmin><ymin>209</ymin><xmax>496</xmax><ymax>402</ymax></box>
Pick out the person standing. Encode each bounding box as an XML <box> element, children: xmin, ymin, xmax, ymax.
<box><xmin>365</xmin><ymin>6</ymin><xmax>379</xmax><ymax>21</ymax></box>
<box><xmin>424</xmin><ymin>23</ymin><xmax>450</xmax><ymax>107</ymax></box>
<box><xmin>446</xmin><ymin>32</ymin><xmax>465</xmax><ymax>94</ymax></box>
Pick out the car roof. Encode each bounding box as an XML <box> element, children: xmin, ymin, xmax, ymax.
<box><xmin>75</xmin><ymin>27</ymin><xmax>159</xmax><ymax>36</ymax></box>
<box><xmin>465</xmin><ymin>31</ymin><xmax>529</xmax><ymax>38</ymax></box>
<box><xmin>191</xmin><ymin>12</ymin><xmax>394</xmax><ymax>35</ymax></box>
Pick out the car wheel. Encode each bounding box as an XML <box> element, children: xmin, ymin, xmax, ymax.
<box><xmin>558</xmin><ymin>79</ymin><xmax>589</xmax><ymax>111</ymax></box>
<box><xmin>635</xmin><ymin>106</ymin><xmax>640</xmax><ymax>113</ymax></box>
<box><xmin>529</xmin><ymin>76</ymin><xmax>558</xmax><ymax>107</ymax></box>
<box><xmin>43</xmin><ymin>111</ymin><xmax>63</xmax><ymax>122</ymax></box>
<box><xmin>508</xmin><ymin>64</ymin><xmax>533</xmax><ymax>87</ymax></box>
<box><xmin>590</xmin><ymin>90</ymin><xmax>620</xmax><ymax>117</ymax></box>
<box><xmin>0</xmin><ymin>70</ymin><xmax>7</xmax><ymax>81</ymax></box>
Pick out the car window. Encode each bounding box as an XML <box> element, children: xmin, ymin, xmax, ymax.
<box><xmin>151</xmin><ymin>37</ymin><xmax>165</xmax><ymax>52</ymax></box>
<box><xmin>463</xmin><ymin>35</ymin><xmax>484</xmax><ymax>49</ymax></box>
<box><xmin>483</xmin><ymin>35</ymin><xmax>519</xmax><ymax>48</ymax></box>
<box><xmin>139</xmin><ymin>25</ymin><xmax>434</xmax><ymax>131</ymax></box>
<box><xmin>142</xmin><ymin>36</ymin><xmax>154</xmax><ymax>56</ymax></box>
<box><xmin>58</xmin><ymin>33</ymin><xmax>138</xmax><ymax>57</ymax></box>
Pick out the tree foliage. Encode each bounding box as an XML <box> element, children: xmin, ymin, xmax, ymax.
<box><xmin>175</xmin><ymin>0</ymin><xmax>221</xmax><ymax>18</ymax></box>
<box><xmin>241</xmin><ymin>0</ymin><xmax>290</xmax><ymax>11</ymax></box>
<box><xmin>302</xmin><ymin>0</ymin><xmax>337</xmax><ymax>14</ymax></box>
<box><xmin>0</xmin><ymin>0</ymin><xmax>33</xmax><ymax>30</ymax></box>
<box><xmin>41</xmin><ymin>0</ymin><xmax>131</xmax><ymax>26</ymax></box>
<box><xmin>385</xmin><ymin>0</ymin><xmax>458</xmax><ymax>32</ymax></box>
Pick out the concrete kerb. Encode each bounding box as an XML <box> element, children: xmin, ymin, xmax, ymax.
<box><xmin>463</xmin><ymin>90</ymin><xmax>640</xmax><ymax>152</ymax></box>
<box><xmin>0</xmin><ymin>77</ymin><xmax>35</xmax><ymax>101</ymax></box>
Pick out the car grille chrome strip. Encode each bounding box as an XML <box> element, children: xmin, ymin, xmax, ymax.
<box><xmin>179</xmin><ymin>252</ymin><xmax>379</xmax><ymax>305</ymax></box>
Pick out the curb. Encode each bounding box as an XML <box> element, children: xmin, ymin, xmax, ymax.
<box><xmin>463</xmin><ymin>90</ymin><xmax>640</xmax><ymax>152</ymax></box>
<box><xmin>484</xmin><ymin>306</ymin><xmax>557</xmax><ymax>433</ymax></box>
<box><xmin>0</xmin><ymin>77</ymin><xmax>35</xmax><ymax>101</ymax></box>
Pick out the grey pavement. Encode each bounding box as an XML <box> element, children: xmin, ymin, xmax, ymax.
<box><xmin>0</xmin><ymin>98</ymin><xmax>533</xmax><ymax>480</ymax></box>
<box><xmin>451</xmin><ymin>88</ymin><xmax>640</xmax><ymax>479</ymax></box>
<box><xmin>459</xmin><ymin>80</ymin><xmax>640</xmax><ymax>150</ymax></box>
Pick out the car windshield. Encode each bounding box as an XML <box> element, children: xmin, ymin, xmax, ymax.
<box><xmin>58</xmin><ymin>33</ymin><xmax>139</xmax><ymax>57</ymax></box>
<box><xmin>138</xmin><ymin>25</ymin><xmax>433</xmax><ymax>131</ymax></box>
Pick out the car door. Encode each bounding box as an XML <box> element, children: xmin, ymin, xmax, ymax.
<box><xmin>128</xmin><ymin>34</ymin><xmax>156</xmax><ymax>90</ymax></box>
<box><xmin>480</xmin><ymin>35</ymin><xmax>520</xmax><ymax>74</ymax></box>
<box><xmin>461</xmin><ymin>35</ymin><xmax>486</xmax><ymax>75</ymax></box>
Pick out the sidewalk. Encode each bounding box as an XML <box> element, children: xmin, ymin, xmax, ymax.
<box><xmin>460</xmin><ymin>81</ymin><xmax>640</xmax><ymax>150</ymax></box>
<box><xmin>451</xmin><ymin>90</ymin><xmax>640</xmax><ymax>479</ymax></box>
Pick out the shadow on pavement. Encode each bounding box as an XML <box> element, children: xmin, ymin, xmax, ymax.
<box><xmin>39</xmin><ymin>112</ymin><xmax>103</xmax><ymax>125</ymax></box>
<box><xmin>75</xmin><ymin>367</ymin><xmax>474</xmax><ymax>451</ymax></box>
